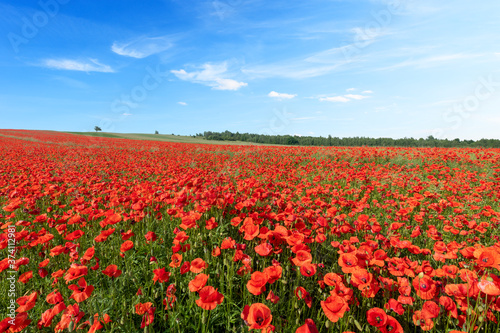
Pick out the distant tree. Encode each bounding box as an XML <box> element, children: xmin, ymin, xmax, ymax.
<box><xmin>155</xmin><ymin>130</ymin><xmax>159</xmax><ymax>134</ymax></box>
<box><xmin>286</xmin><ymin>136</ymin><xmax>299</xmax><ymax>145</ymax></box>
<box><xmin>94</xmin><ymin>126</ymin><xmax>102</xmax><ymax>132</ymax></box>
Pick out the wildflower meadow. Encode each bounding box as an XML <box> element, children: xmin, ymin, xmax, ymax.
<box><xmin>1</xmin><ymin>129</ymin><xmax>500</xmax><ymax>333</ymax></box>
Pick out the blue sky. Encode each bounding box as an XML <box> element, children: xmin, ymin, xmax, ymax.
<box><xmin>1</xmin><ymin>0</ymin><xmax>500</xmax><ymax>139</ymax></box>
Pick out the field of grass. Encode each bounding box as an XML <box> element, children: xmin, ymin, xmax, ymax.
<box><xmin>64</xmin><ymin>132</ymin><xmax>266</xmax><ymax>146</ymax></box>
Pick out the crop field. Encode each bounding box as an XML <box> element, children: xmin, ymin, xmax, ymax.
<box><xmin>1</xmin><ymin>129</ymin><xmax>500</xmax><ymax>333</ymax></box>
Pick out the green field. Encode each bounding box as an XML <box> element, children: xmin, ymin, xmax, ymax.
<box><xmin>64</xmin><ymin>132</ymin><xmax>266</xmax><ymax>145</ymax></box>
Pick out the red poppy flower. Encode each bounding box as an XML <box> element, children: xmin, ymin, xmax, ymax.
<box><xmin>121</xmin><ymin>229</ymin><xmax>134</xmax><ymax>241</ymax></box>
<box><xmin>94</xmin><ymin>228</ymin><xmax>115</xmax><ymax>243</ymax></box>
<box><xmin>68</xmin><ymin>277</ymin><xmax>94</xmax><ymax>303</ymax></box>
<box><xmin>55</xmin><ymin>304</ymin><xmax>85</xmax><ymax>331</ymax></box>
<box><xmin>474</xmin><ymin>248</ymin><xmax>500</xmax><ymax>268</ymax></box>
<box><xmin>189</xmin><ymin>273</ymin><xmax>209</xmax><ymax>292</ymax></box>
<box><xmin>321</xmin><ymin>294</ymin><xmax>349</xmax><ymax>323</ymax></box>
<box><xmin>247</xmin><ymin>271</ymin><xmax>268</xmax><ymax>296</ymax></box>
<box><xmin>81</xmin><ymin>246</ymin><xmax>95</xmax><ymax>261</ymax></box>
<box><xmin>338</xmin><ymin>253</ymin><xmax>359</xmax><ymax>274</ymax></box>
<box><xmin>296</xmin><ymin>318</ymin><xmax>318</xmax><ymax>333</ymax></box>
<box><xmin>263</xmin><ymin>265</ymin><xmax>282</xmax><ymax>284</ymax></box>
<box><xmin>195</xmin><ymin>286</ymin><xmax>224</xmax><ymax>310</ymax></box>
<box><xmin>205</xmin><ymin>217</ymin><xmax>218</xmax><ymax>230</ymax></box>
<box><xmin>477</xmin><ymin>274</ymin><xmax>500</xmax><ymax>296</ymax></box>
<box><xmin>169</xmin><ymin>253</ymin><xmax>182</xmax><ymax>268</ymax></box>
<box><xmin>221</xmin><ymin>237</ymin><xmax>236</xmax><ymax>249</ymax></box>
<box><xmin>135</xmin><ymin>302</ymin><xmax>153</xmax><ymax>315</ymax></box>
<box><xmin>323</xmin><ymin>273</ymin><xmax>343</xmax><ymax>287</ymax></box>
<box><xmin>99</xmin><ymin>264</ymin><xmax>121</xmax><ymax>278</ymax></box>
<box><xmin>380</xmin><ymin>315</ymin><xmax>403</xmax><ymax>333</ymax></box>
<box><xmin>300</xmin><ymin>263</ymin><xmax>317</xmax><ymax>277</ymax></box>
<box><xmin>366</xmin><ymin>307</ymin><xmax>387</xmax><ymax>327</ymax></box>
<box><xmin>422</xmin><ymin>301</ymin><xmax>440</xmax><ymax>319</ymax></box>
<box><xmin>439</xmin><ymin>296</ymin><xmax>458</xmax><ymax>319</ymax></box>
<box><xmin>212</xmin><ymin>246</ymin><xmax>221</xmax><ymax>257</ymax></box>
<box><xmin>292</xmin><ymin>250</ymin><xmax>312</xmax><ymax>267</ymax></box>
<box><xmin>65</xmin><ymin>230</ymin><xmax>84</xmax><ymax>241</ymax></box>
<box><xmin>255</xmin><ymin>242</ymin><xmax>273</xmax><ymax>257</ymax></box>
<box><xmin>120</xmin><ymin>240</ymin><xmax>134</xmax><ymax>252</ymax></box>
<box><xmin>385</xmin><ymin>299</ymin><xmax>404</xmax><ymax>315</ymax></box>
<box><xmin>1</xmin><ymin>312</ymin><xmax>31</xmax><ymax>332</ymax></box>
<box><xmin>295</xmin><ymin>286</ymin><xmax>312</xmax><ymax>308</ymax></box>
<box><xmin>63</xmin><ymin>264</ymin><xmax>88</xmax><ymax>283</ymax></box>
<box><xmin>39</xmin><ymin>268</ymin><xmax>48</xmax><ymax>278</ymax></box>
<box><xmin>413</xmin><ymin>310</ymin><xmax>434</xmax><ymax>331</ymax></box>
<box><xmin>152</xmin><ymin>268</ymin><xmax>171</xmax><ymax>284</ymax></box>
<box><xmin>144</xmin><ymin>231</ymin><xmax>157</xmax><ymax>242</ymax></box>
<box><xmin>190</xmin><ymin>258</ymin><xmax>208</xmax><ymax>273</ymax></box>
<box><xmin>18</xmin><ymin>271</ymin><xmax>33</xmax><ymax>284</ymax></box>
<box><xmin>135</xmin><ymin>302</ymin><xmax>156</xmax><ymax>328</ymax></box>
<box><xmin>266</xmin><ymin>290</ymin><xmax>280</xmax><ymax>304</ymax></box>
<box><xmin>16</xmin><ymin>291</ymin><xmax>37</xmax><ymax>312</ymax></box>
<box><xmin>242</xmin><ymin>303</ymin><xmax>273</xmax><ymax>331</ymax></box>
<box><xmin>46</xmin><ymin>290</ymin><xmax>63</xmax><ymax>304</ymax></box>
<box><xmin>180</xmin><ymin>261</ymin><xmax>191</xmax><ymax>274</ymax></box>
<box><xmin>412</xmin><ymin>275</ymin><xmax>437</xmax><ymax>300</ymax></box>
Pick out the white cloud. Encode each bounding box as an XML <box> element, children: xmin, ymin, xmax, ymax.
<box><xmin>112</xmin><ymin>36</ymin><xmax>173</xmax><ymax>58</ymax></box>
<box><xmin>178</xmin><ymin>102</ymin><xmax>187</xmax><ymax>106</ymax></box>
<box><xmin>319</xmin><ymin>96</ymin><xmax>350</xmax><ymax>103</ymax></box>
<box><xmin>319</xmin><ymin>92</ymin><xmax>371</xmax><ymax>103</ymax></box>
<box><xmin>362</xmin><ymin>90</ymin><xmax>374</xmax><ymax>94</ymax></box>
<box><xmin>345</xmin><ymin>94</ymin><xmax>369</xmax><ymax>100</ymax></box>
<box><xmin>43</xmin><ymin>59</ymin><xmax>114</xmax><ymax>73</ymax></box>
<box><xmin>122</xmin><ymin>113</ymin><xmax>132</xmax><ymax>116</ymax></box>
<box><xmin>346</xmin><ymin>88</ymin><xmax>356</xmax><ymax>92</ymax></box>
<box><xmin>171</xmin><ymin>62</ymin><xmax>247</xmax><ymax>91</ymax></box>
<box><xmin>268</xmin><ymin>91</ymin><xmax>297</xmax><ymax>100</ymax></box>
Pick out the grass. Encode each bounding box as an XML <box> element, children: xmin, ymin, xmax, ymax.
<box><xmin>64</xmin><ymin>132</ymin><xmax>266</xmax><ymax>145</ymax></box>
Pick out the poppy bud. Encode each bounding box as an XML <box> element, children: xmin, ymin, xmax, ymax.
<box><xmin>150</xmin><ymin>256</ymin><xmax>157</xmax><ymax>263</ymax></box>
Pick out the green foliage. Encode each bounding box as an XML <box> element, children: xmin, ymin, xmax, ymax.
<box><xmin>203</xmin><ymin>131</ymin><xmax>500</xmax><ymax>148</ymax></box>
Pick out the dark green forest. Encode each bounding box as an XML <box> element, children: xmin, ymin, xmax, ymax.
<box><xmin>198</xmin><ymin>131</ymin><xmax>500</xmax><ymax>148</ymax></box>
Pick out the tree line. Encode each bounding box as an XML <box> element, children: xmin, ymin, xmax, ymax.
<box><xmin>199</xmin><ymin>131</ymin><xmax>500</xmax><ymax>148</ymax></box>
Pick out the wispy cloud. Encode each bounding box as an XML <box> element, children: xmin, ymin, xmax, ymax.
<box><xmin>344</xmin><ymin>94</ymin><xmax>369</xmax><ymax>100</ymax></box>
<box><xmin>268</xmin><ymin>91</ymin><xmax>297</xmax><ymax>100</ymax></box>
<box><xmin>319</xmin><ymin>92</ymin><xmax>371</xmax><ymax>103</ymax></box>
<box><xmin>362</xmin><ymin>90</ymin><xmax>374</xmax><ymax>94</ymax></box>
<box><xmin>171</xmin><ymin>62</ymin><xmax>247</xmax><ymax>91</ymax></box>
<box><xmin>178</xmin><ymin>101</ymin><xmax>187</xmax><ymax>106</ymax></box>
<box><xmin>319</xmin><ymin>96</ymin><xmax>350</xmax><ymax>103</ymax></box>
<box><xmin>43</xmin><ymin>59</ymin><xmax>114</xmax><ymax>73</ymax></box>
<box><xmin>346</xmin><ymin>88</ymin><xmax>356</xmax><ymax>92</ymax></box>
<box><xmin>111</xmin><ymin>36</ymin><xmax>174</xmax><ymax>58</ymax></box>
<box><xmin>375</xmin><ymin>53</ymin><xmax>484</xmax><ymax>71</ymax></box>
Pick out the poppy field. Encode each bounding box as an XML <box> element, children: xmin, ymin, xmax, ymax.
<box><xmin>1</xmin><ymin>129</ymin><xmax>500</xmax><ymax>333</ymax></box>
